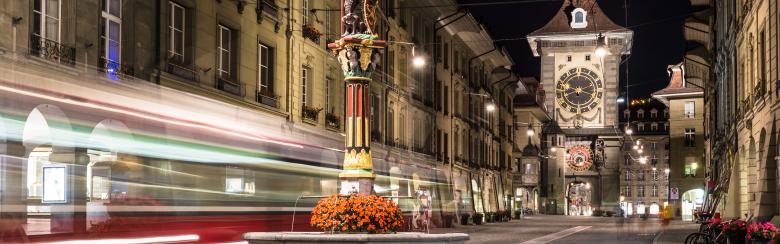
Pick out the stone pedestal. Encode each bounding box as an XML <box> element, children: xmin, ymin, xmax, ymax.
<box><xmin>244</xmin><ymin>232</ymin><xmax>470</xmax><ymax>244</ymax></box>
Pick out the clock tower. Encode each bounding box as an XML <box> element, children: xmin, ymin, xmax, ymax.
<box><xmin>527</xmin><ymin>0</ymin><xmax>633</xmax><ymax>214</ymax></box>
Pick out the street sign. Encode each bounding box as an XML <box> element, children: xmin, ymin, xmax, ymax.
<box><xmin>670</xmin><ymin>187</ymin><xmax>679</xmax><ymax>200</ymax></box>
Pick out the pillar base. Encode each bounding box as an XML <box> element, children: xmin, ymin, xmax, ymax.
<box><xmin>340</xmin><ymin>170</ymin><xmax>375</xmax><ymax>195</ymax></box>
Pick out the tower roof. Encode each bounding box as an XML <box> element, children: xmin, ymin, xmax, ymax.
<box><xmin>529</xmin><ymin>0</ymin><xmax>628</xmax><ymax>36</ymax></box>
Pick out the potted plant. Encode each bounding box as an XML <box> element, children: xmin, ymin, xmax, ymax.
<box><xmin>472</xmin><ymin>213</ymin><xmax>484</xmax><ymax>225</ymax></box>
<box><xmin>310</xmin><ymin>194</ymin><xmax>404</xmax><ymax>233</ymax></box>
<box><xmin>460</xmin><ymin>214</ymin><xmax>470</xmax><ymax>225</ymax></box>
<box><xmin>722</xmin><ymin>219</ymin><xmax>747</xmax><ymax>244</ymax></box>
<box><xmin>747</xmin><ymin>222</ymin><xmax>775</xmax><ymax>244</ymax></box>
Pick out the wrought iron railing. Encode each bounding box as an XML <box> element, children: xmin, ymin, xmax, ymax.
<box><xmin>216</xmin><ymin>77</ymin><xmax>244</xmax><ymax>96</ymax></box>
<box><xmin>29</xmin><ymin>34</ymin><xmax>76</xmax><ymax>65</ymax></box>
<box><xmin>325</xmin><ymin>113</ymin><xmax>340</xmax><ymax>129</ymax></box>
<box><xmin>302</xmin><ymin>105</ymin><xmax>322</xmax><ymax>122</ymax></box>
<box><xmin>166</xmin><ymin>60</ymin><xmax>198</xmax><ymax>82</ymax></box>
<box><xmin>100</xmin><ymin>59</ymin><xmax>134</xmax><ymax>80</ymax></box>
<box><xmin>257</xmin><ymin>90</ymin><xmax>280</xmax><ymax>108</ymax></box>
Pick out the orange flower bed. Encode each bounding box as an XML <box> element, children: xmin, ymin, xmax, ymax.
<box><xmin>310</xmin><ymin>194</ymin><xmax>404</xmax><ymax>234</ymax></box>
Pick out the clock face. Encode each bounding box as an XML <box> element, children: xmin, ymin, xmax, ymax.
<box><xmin>555</xmin><ymin>67</ymin><xmax>604</xmax><ymax>114</ymax></box>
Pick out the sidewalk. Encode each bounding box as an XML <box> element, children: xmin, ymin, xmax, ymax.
<box><xmin>653</xmin><ymin>220</ymin><xmax>700</xmax><ymax>244</ymax></box>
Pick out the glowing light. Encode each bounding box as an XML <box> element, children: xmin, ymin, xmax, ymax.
<box><xmin>664</xmin><ymin>168</ymin><xmax>670</xmax><ymax>174</ymax></box>
<box><xmin>550</xmin><ymin>146</ymin><xmax>557</xmax><ymax>152</ymax></box>
<box><xmin>413</xmin><ymin>56</ymin><xmax>426</xmax><ymax>67</ymax></box>
<box><xmin>633</xmin><ymin>145</ymin><xmax>639</xmax><ymax>150</ymax></box>
<box><xmin>639</xmin><ymin>157</ymin><xmax>647</xmax><ymax>164</ymax></box>
<box><xmin>691</xmin><ymin>162</ymin><xmax>698</xmax><ymax>170</ymax></box>
<box><xmin>620</xmin><ymin>195</ymin><xmax>625</xmax><ymax>202</ymax></box>
<box><xmin>625</xmin><ymin>128</ymin><xmax>633</xmax><ymax>135</ymax></box>
<box><xmin>486</xmin><ymin>102</ymin><xmax>496</xmax><ymax>112</ymax></box>
<box><xmin>585</xmin><ymin>182</ymin><xmax>591</xmax><ymax>189</ymax></box>
<box><xmin>638</xmin><ymin>149</ymin><xmax>643</xmax><ymax>154</ymax></box>
<box><xmin>652</xmin><ymin>167</ymin><xmax>657</xmax><ymax>171</ymax></box>
<box><xmin>617</xmin><ymin>97</ymin><xmax>625</xmax><ymax>103</ymax></box>
<box><xmin>43</xmin><ymin>234</ymin><xmax>199</xmax><ymax>244</ymax></box>
<box><xmin>595</xmin><ymin>46</ymin><xmax>608</xmax><ymax>57</ymax></box>
<box><xmin>526</xmin><ymin>126</ymin><xmax>534</xmax><ymax>137</ymax></box>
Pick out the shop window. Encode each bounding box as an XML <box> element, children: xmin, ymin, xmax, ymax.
<box><xmin>225</xmin><ymin>166</ymin><xmax>256</xmax><ymax>194</ymax></box>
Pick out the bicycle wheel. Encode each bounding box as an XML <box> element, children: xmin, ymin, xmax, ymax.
<box><xmin>685</xmin><ymin>233</ymin><xmax>709</xmax><ymax>244</ymax></box>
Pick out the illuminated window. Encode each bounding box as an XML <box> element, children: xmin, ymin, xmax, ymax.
<box><xmin>101</xmin><ymin>0</ymin><xmax>122</xmax><ymax>80</ymax></box>
<box><xmin>684</xmin><ymin>101</ymin><xmax>695</xmax><ymax>118</ymax></box>
<box><xmin>652</xmin><ymin>185</ymin><xmax>658</xmax><ymax>197</ymax></box>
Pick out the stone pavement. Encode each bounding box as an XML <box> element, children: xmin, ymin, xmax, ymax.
<box><xmin>430</xmin><ymin>214</ymin><xmax>700</xmax><ymax>244</ymax></box>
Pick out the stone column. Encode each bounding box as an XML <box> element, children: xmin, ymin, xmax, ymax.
<box><xmin>47</xmin><ymin>148</ymin><xmax>89</xmax><ymax>234</ymax></box>
<box><xmin>328</xmin><ymin>0</ymin><xmax>385</xmax><ymax>195</ymax></box>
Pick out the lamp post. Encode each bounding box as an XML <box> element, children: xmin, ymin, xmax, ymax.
<box><xmin>328</xmin><ymin>0</ymin><xmax>386</xmax><ymax>195</ymax></box>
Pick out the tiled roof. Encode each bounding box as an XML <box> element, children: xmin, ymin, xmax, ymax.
<box><xmin>651</xmin><ymin>63</ymin><xmax>703</xmax><ymax>97</ymax></box>
<box><xmin>529</xmin><ymin>0</ymin><xmax>628</xmax><ymax>36</ymax></box>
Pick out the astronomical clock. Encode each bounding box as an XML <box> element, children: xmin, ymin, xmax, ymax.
<box><xmin>554</xmin><ymin>67</ymin><xmax>605</xmax><ymax>128</ymax></box>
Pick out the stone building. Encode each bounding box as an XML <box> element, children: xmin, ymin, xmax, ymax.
<box><xmin>618</xmin><ymin>99</ymin><xmax>670</xmax><ymax>217</ymax></box>
<box><xmin>652</xmin><ymin>63</ymin><xmax>706</xmax><ymax>221</ymax></box>
<box><xmin>526</xmin><ymin>0</ymin><xmax>633</xmax><ymax>215</ymax></box>
<box><xmin>0</xmin><ymin>0</ymin><xmax>538</xmax><ymax>237</ymax></box>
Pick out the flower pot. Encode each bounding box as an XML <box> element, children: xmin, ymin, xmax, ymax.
<box><xmin>727</xmin><ymin>236</ymin><xmax>745</xmax><ymax>244</ymax></box>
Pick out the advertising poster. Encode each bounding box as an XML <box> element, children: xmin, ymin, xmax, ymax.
<box><xmin>42</xmin><ymin>165</ymin><xmax>67</xmax><ymax>203</ymax></box>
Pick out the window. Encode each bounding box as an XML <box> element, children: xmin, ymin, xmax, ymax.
<box><xmin>567</xmin><ymin>55</ymin><xmax>572</xmax><ymax>62</ymax></box>
<box><xmin>638</xmin><ymin>123</ymin><xmax>645</xmax><ymax>132</ymax></box>
<box><xmin>638</xmin><ymin>171</ymin><xmax>645</xmax><ymax>181</ymax></box>
<box><xmin>652</xmin><ymin>154</ymin><xmax>658</xmax><ymax>165</ymax></box>
<box><xmin>664</xmin><ymin>122</ymin><xmax>669</xmax><ymax>131</ymax></box>
<box><xmin>650</xmin><ymin>109</ymin><xmax>658</xmax><ymax>118</ymax></box>
<box><xmin>684</xmin><ymin>101</ymin><xmax>695</xmax><ymax>118</ymax></box>
<box><xmin>685</xmin><ymin>164</ymin><xmax>694</xmax><ymax>176</ymax></box>
<box><xmin>637</xmin><ymin>109</ymin><xmax>645</xmax><ymax>119</ymax></box>
<box><xmin>638</xmin><ymin>185</ymin><xmax>645</xmax><ymax>197</ymax></box>
<box><xmin>685</xmin><ymin>128</ymin><xmax>695</xmax><ymax>147</ymax></box>
<box><xmin>301</xmin><ymin>66</ymin><xmax>310</xmax><ymax>105</ymax></box>
<box><xmin>624</xmin><ymin>170</ymin><xmax>631</xmax><ymax>181</ymax></box>
<box><xmin>664</xmin><ymin>108</ymin><xmax>669</xmax><ymax>118</ymax></box>
<box><xmin>443</xmin><ymin>42</ymin><xmax>449</xmax><ymax>69</ymax></box>
<box><xmin>326</xmin><ymin>77</ymin><xmax>333</xmax><ymax>111</ymax></box>
<box><xmin>574</xmin><ymin>12</ymin><xmax>584</xmax><ymax>23</ymax></box>
<box><xmin>651</xmin><ymin>123</ymin><xmax>658</xmax><ymax>131</ymax></box>
<box><xmin>33</xmin><ymin>0</ymin><xmax>61</xmax><ymax>43</ymax></box>
<box><xmin>624</xmin><ymin>155</ymin><xmax>631</xmax><ymax>165</ymax></box>
<box><xmin>585</xmin><ymin>55</ymin><xmax>591</xmax><ymax>61</ymax></box>
<box><xmin>651</xmin><ymin>185</ymin><xmax>658</xmax><ymax>197</ymax></box>
<box><xmin>302</xmin><ymin>0</ymin><xmax>309</xmax><ymax>25</ymax></box>
<box><xmin>168</xmin><ymin>1</ymin><xmax>185</xmax><ymax>63</ymax></box>
<box><xmin>387</xmin><ymin>50</ymin><xmax>395</xmax><ymax>82</ymax></box>
<box><xmin>623</xmin><ymin>185</ymin><xmax>632</xmax><ymax>197</ymax></box>
<box><xmin>225</xmin><ymin>167</ymin><xmax>255</xmax><ymax>194</ymax></box>
<box><xmin>101</xmin><ymin>0</ymin><xmax>122</xmax><ymax>80</ymax></box>
<box><xmin>258</xmin><ymin>43</ymin><xmax>273</xmax><ymax>95</ymax></box>
<box><xmin>652</xmin><ymin>170</ymin><xmax>659</xmax><ymax>181</ymax></box>
<box><xmin>624</xmin><ymin>109</ymin><xmax>630</xmax><ymax>119</ymax></box>
<box><xmin>218</xmin><ymin>25</ymin><xmax>232</xmax><ymax>79</ymax></box>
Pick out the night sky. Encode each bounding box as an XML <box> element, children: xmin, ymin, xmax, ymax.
<box><xmin>457</xmin><ymin>0</ymin><xmax>692</xmax><ymax>98</ymax></box>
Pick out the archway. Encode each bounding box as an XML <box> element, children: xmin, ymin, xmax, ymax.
<box><xmin>681</xmin><ymin>189</ymin><xmax>706</xmax><ymax>221</ymax></box>
<box><xmin>21</xmin><ymin>105</ymin><xmax>81</xmax><ymax>234</ymax></box>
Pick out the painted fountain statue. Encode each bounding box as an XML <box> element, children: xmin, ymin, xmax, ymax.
<box><xmin>243</xmin><ymin>0</ymin><xmax>468</xmax><ymax>243</ymax></box>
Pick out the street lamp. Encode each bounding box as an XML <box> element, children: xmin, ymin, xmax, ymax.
<box><xmin>486</xmin><ymin>101</ymin><xmax>496</xmax><ymax>112</ymax></box>
<box><xmin>625</xmin><ymin>128</ymin><xmax>633</xmax><ymax>135</ymax></box>
<box><xmin>411</xmin><ymin>46</ymin><xmax>425</xmax><ymax>68</ymax></box>
<box><xmin>526</xmin><ymin>125</ymin><xmax>534</xmax><ymax>137</ymax></box>
<box><xmin>550</xmin><ymin>146</ymin><xmax>557</xmax><ymax>152</ymax></box>
<box><xmin>639</xmin><ymin>156</ymin><xmax>647</xmax><ymax>164</ymax></box>
<box><xmin>595</xmin><ymin>33</ymin><xmax>608</xmax><ymax>57</ymax></box>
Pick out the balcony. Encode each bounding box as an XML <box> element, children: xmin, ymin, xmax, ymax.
<box><xmin>166</xmin><ymin>60</ymin><xmax>198</xmax><ymax>82</ymax></box>
<box><xmin>257</xmin><ymin>90</ymin><xmax>280</xmax><ymax>108</ymax></box>
<box><xmin>29</xmin><ymin>34</ymin><xmax>76</xmax><ymax>65</ymax></box>
<box><xmin>302</xmin><ymin>24</ymin><xmax>322</xmax><ymax>44</ymax></box>
<box><xmin>325</xmin><ymin>112</ymin><xmax>340</xmax><ymax>130</ymax></box>
<box><xmin>754</xmin><ymin>83</ymin><xmax>766</xmax><ymax>103</ymax></box>
<box><xmin>100</xmin><ymin>59</ymin><xmax>135</xmax><ymax>80</ymax></box>
<box><xmin>302</xmin><ymin>105</ymin><xmax>322</xmax><ymax>123</ymax></box>
<box><xmin>216</xmin><ymin>77</ymin><xmax>243</xmax><ymax>96</ymax></box>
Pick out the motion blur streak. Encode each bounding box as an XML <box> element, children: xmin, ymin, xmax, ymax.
<box><xmin>0</xmin><ymin>81</ymin><xmax>305</xmax><ymax>149</ymax></box>
<box><xmin>41</xmin><ymin>234</ymin><xmax>199</xmax><ymax>244</ymax></box>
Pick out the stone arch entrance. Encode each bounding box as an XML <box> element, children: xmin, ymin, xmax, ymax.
<box><xmin>681</xmin><ymin>189</ymin><xmax>705</xmax><ymax>221</ymax></box>
<box><xmin>21</xmin><ymin>104</ymin><xmax>85</xmax><ymax>234</ymax></box>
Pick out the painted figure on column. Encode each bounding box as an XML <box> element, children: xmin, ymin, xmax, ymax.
<box><xmin>329</xmin><ymin>0</ymin><xmax>385</xmax><ymax>195</ymax></box>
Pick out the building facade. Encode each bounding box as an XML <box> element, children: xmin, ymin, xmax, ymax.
<box><xmin>0</xmin><ymin>0</ymin><xmax>541</xmax><ymax>240</ymax></box>
<box><xmin>526</xmin><ymin>0</ymin><xmax>633</xmax><ymax>215</ymax></box>
<box><xmin>619</xmin><ymin>99</ymin><xmax>670</xmax><ymax>217</ymax></box>
<box><xmin>653</xmin><ymin>63</ymin><xmax>706</xmax><ymax>221</ymax></box>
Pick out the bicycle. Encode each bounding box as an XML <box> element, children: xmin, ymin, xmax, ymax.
<box><xmin>684</xmin><ymin>213</ymin><xmax>753</xmax><ymax>244</ymax></box>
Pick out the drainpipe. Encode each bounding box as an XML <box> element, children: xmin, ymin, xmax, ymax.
<box><xmin>284</xmin><ymin>0</ymin><xmax>293</xmax><ymax>120</ymax></box>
